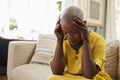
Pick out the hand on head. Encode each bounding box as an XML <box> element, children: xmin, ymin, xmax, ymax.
<box><xmin>73</xmin><ymin>16</ymin><xmax>89</xmax><ymax>40</ymax></box>
<box><xmin>54</xmin><ymin>19</ymin><xmax>64</xmax><ymax>40</ymax></box>
<box><xmin>54</xmin><ymin>6</ymin><xmax>89</xmax><ymax>41</ymax></box>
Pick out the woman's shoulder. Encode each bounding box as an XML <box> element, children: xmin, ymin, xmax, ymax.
<box><xmin>89</xmin><ymin>31</ymin><xmax>105</xmax><ymax>45</ymax></box>
<box><xmin>89</xmin><ymin>31</ymin><xmax>105</xmax><ymax>40</ymax></box>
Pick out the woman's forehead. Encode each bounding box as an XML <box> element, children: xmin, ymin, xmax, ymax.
<box><xmin>61</xmin><ymin>21</ymin><xmax>73</xmax><ymax>27</ymax></box>
<box><xmin>61</xmin><ymin>22</ymin><xmax>76</xmax><ymax>31</ymax></box>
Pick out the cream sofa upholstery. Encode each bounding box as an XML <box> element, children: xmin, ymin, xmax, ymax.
<box><xmin>7</xmin><ymin>41</ymin><xmax>52</xmax><ymax>80</ymax></box>
<box><xmin>7</xmin><ymin>40</ymin><xmax>120</xmax><ymax>80</ymax></box>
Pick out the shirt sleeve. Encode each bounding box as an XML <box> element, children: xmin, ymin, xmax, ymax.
<box><xmin>92</xmin><ymin>36</ymin><xmax>106</xmax><ymax>69</ymax></box>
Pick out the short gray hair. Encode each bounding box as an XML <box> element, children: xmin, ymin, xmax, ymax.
<box><xmin>60</xmin><ymin>6</ymin><xmax>84</xmax><ymax>22</ymax></box>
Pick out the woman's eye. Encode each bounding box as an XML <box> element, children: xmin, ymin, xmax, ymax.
<box><xmin>71</xmin><ymin>31</ymin><xmax>77</xmax><ymax>34</ymax></box>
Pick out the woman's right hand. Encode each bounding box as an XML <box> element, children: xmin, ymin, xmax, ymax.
<box><xmin>54</xmin><ymin>19</ymin><xmax>64</xmax><ymax>40</ymax></box>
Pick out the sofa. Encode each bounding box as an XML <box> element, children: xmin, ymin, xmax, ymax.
<box><xmin>7</xmin><ymin>39</ymin><xmax>120</xmax><ymax>80</ymax></box>
<box><xmin>0</xmin><ymin>37</ymin><xmax>25</xmax><ymax>74</ymax></box>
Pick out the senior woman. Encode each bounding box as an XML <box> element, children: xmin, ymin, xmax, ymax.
<box><xmin>48</xmin><ymin>6</ymin><xmax>111</xmax><ymax>80</ymax></box>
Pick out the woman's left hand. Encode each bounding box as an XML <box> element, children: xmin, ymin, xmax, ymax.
<box><xmin>73</xmin><ymin>16</ymin><xmax>89</xmax><ymax>40</ymax></box>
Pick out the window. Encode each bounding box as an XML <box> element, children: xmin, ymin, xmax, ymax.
<box><xmin>0</xmin><ymin>0</ymin><xmax>63</xmax><ymax>40</ymax></box>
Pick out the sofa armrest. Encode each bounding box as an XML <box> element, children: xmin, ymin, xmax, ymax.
<box><xmin>7</xmin><ymin>41</ymin><xmax>36</xmax><ymax>78</ymax></box>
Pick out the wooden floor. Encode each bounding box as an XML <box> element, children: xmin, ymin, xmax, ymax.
<box><xmin>0</xmin><ymin>74</ymin><xmax>7</xmax><ymax>80</ymax></box>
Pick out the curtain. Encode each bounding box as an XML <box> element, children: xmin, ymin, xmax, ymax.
<box><xmin>105</xmin><ymin>0</ymin><xmax>117</xmax><ymax>42</ymax></box>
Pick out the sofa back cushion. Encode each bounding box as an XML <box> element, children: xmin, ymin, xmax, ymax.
<box><xmin>30</xmin><ymin>34</ymin><xmax>56</xmax><ymax>65</ymax></box>
<box><xmin>104</xmin><ymin>40</ymin><xmax>119</xmax><ymax>79</ymax></box>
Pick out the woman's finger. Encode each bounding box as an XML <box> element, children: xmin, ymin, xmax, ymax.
<box><xmin>73</xmin><ymin>21</ymin><xmax>88</xmax><ymax>31</ymax></box>
<box><xmin>73</xmin><ymin>16</ymin><xmax>86</xmax><ymax>27</ymax></box>
<box><xmin>55</xmin><ymin>24</ymin><xmax>60</xmax><ymax>32</ymax></box>
<box><xmin>56</xmin><ymin>19</ymin><xmax>61</xmax><ymax>25</ymax></box>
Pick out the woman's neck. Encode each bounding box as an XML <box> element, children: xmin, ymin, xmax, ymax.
<box><xmin>71</xmin><ymin>40</ymin><xmax>83</xmax><ymax>51</ymax></box>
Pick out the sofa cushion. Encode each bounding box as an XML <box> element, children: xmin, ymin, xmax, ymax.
<box><xmin>11</xmin><ymin>64</ymin><xmax>52</xmax><ymax>80</ymax></box>
<box><xmin>104</xmin><ymin>40</ymin><xmax>119</xmax><ymax>79</ymax></box>
<box><xmin>30</xmin><ymin>34</ymin><xmax>56</xmax><ymax>65</ymax></box>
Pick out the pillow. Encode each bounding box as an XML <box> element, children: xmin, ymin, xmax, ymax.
<box><xmin>30</xmin><ymin>34</ymin><xmax>56</xmax><ymax>65</ymax></box>
<box><xmin>104</xmin><ymin>40</ymin><xmax>119</xmax><ymax>79</ymax></box>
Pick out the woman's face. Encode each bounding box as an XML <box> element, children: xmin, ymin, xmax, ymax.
<box><xmin>61</xmin><ymin>21</ymin><xmax>82</xmax><ymax>46</ymax></box>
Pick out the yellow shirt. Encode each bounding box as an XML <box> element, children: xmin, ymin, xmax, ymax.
<box><xmin>48</xmin><ymin>31</ymin><xmax>111</xmax><ymax>80</ymax></box>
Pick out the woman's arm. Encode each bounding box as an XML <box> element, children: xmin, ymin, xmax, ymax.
<box><xmin>50</xmin><ymin>39</ymin><xmax>65</xmax><ymax>75</ymax></box>
<box><xmin>73</xmin><ymin>17</ymin><xmax>100</xmax><ymax>78</ymax></box>
<box><xmin>50</xmin><ymin>19</ymin><xmax>65</xmax><ymax>75</ymax></box>
<box><xmin>82</xmin><ymin>38</ymin><xmax>99</xmax><ymax>78</ymax></box>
